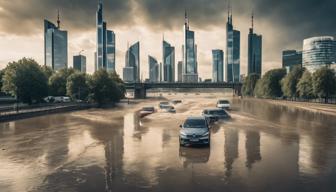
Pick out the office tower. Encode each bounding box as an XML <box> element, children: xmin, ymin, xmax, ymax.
<box><xmin>123</xmin><ymin>42</ymin><xmax>140</xmax><ymax>82</ymax></box>
<box><xmin>177</xmin><ymin>61</ymin><xmax>183</xmax><ymax>82</ymax></box>
<box><xmin>226</xmin><ymin>6</ymin><xmax>240</xmax><ymax>82</ymax></box>
<box><xmin>182</xmin><ymin>11</ymin><xmax>198</xmax><ymax>83</ymax></box>
<box><xmin>282</xmin><ymin>50</ymin><xmax>302</xmax><ymax>72</ymax></box>
<box><xmin>163</xmin><ymin>40</ymin><xmax>175</xmax><ymax>82</ymax></box>
<box><xmin>73</xmin><ymin>55</ymin><xmax>86</xmax><ymax>73</ymax></box>
<box><xmin>247</xmin><ymin>13</ymin><xmax>262</xmax><ymax>76</ymax></box>
<box><xmin>159</xmin><ymin>62</ymin><xmax>163</xmax><ymax>82</ymax></box>
<box><xmin>212</xmin><ymin>50</ymin><xmax>224</xmax><ymax>82</ymax></box>
<box><xmin>44</xmin><ymin>11</ymin><xmax>68</xmax><ymax>71</ymax></box>
<box><xmin>149</xmin><ymin>56</ymin><xmax>159</xmax><ymax>83</ymax></box>
<box><xmin>96</xmin><ymin>0</ymin><xmax>116</xmax><ymax>72</ymax></box>
<box><xmin>303</xmin><ymin>36</ymin><xmax>336</xmax><ymax>73</ymax></box>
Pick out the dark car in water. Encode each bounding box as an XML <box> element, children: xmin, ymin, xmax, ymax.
<box><xmin>202</xmin><ymin>108</ymin><xmax>230</xmax><ymax>123</ymax></box>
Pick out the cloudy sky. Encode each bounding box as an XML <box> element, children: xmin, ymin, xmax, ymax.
<box><xmin>0</xmin><ymin>0</ymin><xmax>335</xmax><ymax>79</ymax></box>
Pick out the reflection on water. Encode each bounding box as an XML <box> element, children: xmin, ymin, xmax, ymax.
<box><xmin>0</xmin><ymin>95</ymin><xmax>336</xmax><ymax>191</ymax></box>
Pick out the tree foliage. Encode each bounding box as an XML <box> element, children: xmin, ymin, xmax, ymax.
<box><xmin>281</xmin><ymin>66</ymin><xmax>305</xmax><ymax>98</ymax></box>
<box><xmin>297</xmin><ymin>70</ymin><xmax>314</xmax><ymax>99</ymax></box>
<box><xmin>49</xmin><ymin>68</ymin><xmax>75</xmax><ymax>96</ymax></box>
<box><xmin>312</xmin><ymin>67</ymin><xmax>336</xmax><ymax>102</ymax></box>
<box><xmin>254</xmin><ymin>68</ymin><xmax>286</xmax><ymax>98</ymax></box>
<box><xmin>242</xmin><ymin>73</ymin><xmax>260</xmax><ymax>96</ymax></box>
<box><xmin>66</xmin><ymin>72</ymin><xmax>89</xmax><ymax>100</ymax></box>
<box><xmin>1</xmin><ymin>58</ymin><xmax>48</xmax><ymax>104</ymax></box>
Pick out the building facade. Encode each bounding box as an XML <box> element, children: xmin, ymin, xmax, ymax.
<box><xmin>247</xmin><ymin>15</ymin><xmax>262</xmax><ymax>76</ymax></box>
<box><xmin>226</xmin><ymin>10</ymin><xmax>240</xmax><ymax>83</ymax></box>
<box><xmin>177</xmin><ymin>61</ymin><xmax>183</xmax><ymax>82</ymax></box>
<box><xmin>44</xmin><ymin>14</ymin><xmax>68</xmax><ymax>71</ymax></box>
<box><xmin>282</xmin><ymin>50</ymin><xmax>302</xmax><ymax>72</ymax></box>
<box><xmin>303</xmin><ymin>36</ymin><xmax>336</xmax><ymax>73</ymax></box>
<box><xmin>212</xmin><ymin>50</ymin><xmax>224</xmax><ymax>82</ymax></box>
<box><xmin>149</xmin><ymin>56</ymin><xmax>159</xmax><ymax>83</ymax></box>
<box><xmin>182</xmin><ymin>11</ymin><xmax>198</xmax><ymax>83</ymax></box>
<box><xmin>73</xmin><ymin>55</ymin><xmax>86</xmax><ymax>73</ymax></box>
<box><xmin>163</xmin><ymin>40</ymin><xmax>175</xmax><ymax>82</ymax></box>
<box><xmin>96</xmin><ymin>0</ymin><xmax>116</xmax><ymax>72</ymax></box>
<box><xmin>123</xmin><ymin>42</ymin><xmax>140</xmax><ymax>82</ymax></box>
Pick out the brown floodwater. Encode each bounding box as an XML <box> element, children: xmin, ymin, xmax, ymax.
<box><xmin>0</xmin><ymin>93</ymin><xmax>336</xmax><ymax>192</ymax></box>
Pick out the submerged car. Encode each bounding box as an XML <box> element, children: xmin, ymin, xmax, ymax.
<box><xmin>202</xmin><ymin>108</ymin><xmax>230</xmax><ymax>123</ymax></box>
<box><xmin>179</xmin><ymin>117</ymin><xmax>210</xmax><ymax>147</ymax></box>
<box><xmin>159</xmin><ymin>101</ymin><xmax>170</xmax><ymax>109</ymax></box>
<box><xmin>171</xmin><ymin>100</ymin><xmax>182</xmax><ymax>105</ymax></box>
<box><xmin>165</xmin><ymin>106</ymin><xmax>176</xmax><ymax>113</ymax></box>
<box><xmin>216</xmin><ymin>100</ymin><xmax>231</xmax><ymax>109</ymax></box>
<box><xmin>139</xmin><ymin>107</ymin><xmax>155</xmax><ymax>118</ymax></box>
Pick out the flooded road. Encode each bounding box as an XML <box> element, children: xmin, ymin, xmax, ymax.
<box><xmin>0</xmin><ymin>93</ymin><xmax>336</xmax><ymax>192</ymax></box>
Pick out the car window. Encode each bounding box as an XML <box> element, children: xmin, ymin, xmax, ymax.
<box><xmin>183</xmin><ymin>119</ymin><xmax>207</xmax><ymax>128</ymax></box>
<box><xmin>219</xmin><ymin>100</ymin><xmax>229</xmax><ymax>104</ymax></box>
<box><xmin>209</xmin><ymin>110</ymin><xmax>227</xmax><ymax>115</ymax></box>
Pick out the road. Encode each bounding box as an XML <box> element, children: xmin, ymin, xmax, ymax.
<box><xmin>0</xmin><ymin>92</ymin><xmax>336</xmax><ymax>192</ymax></box>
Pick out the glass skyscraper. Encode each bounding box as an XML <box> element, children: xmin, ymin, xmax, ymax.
<box><xmin>183</xmin><ymin>11</ymin><xmax>198</xmax><ymax>83</ymax></box>
<box><xmin>73</xmin><ymin>55</ymin><xmax>86</xmax><ymax>73</ymax></box>
<box><xmin>282</xmin><ymin>50</ymin><xmax>302</xmax><ymax>72</ymax></box>
<box><xmin>303</xmin><ymin>36</ymin><xmax>336</xmax><ymax>73</ymax></box>
<box><xmin>212</xmin><ymin>50</ymin><xmax>224</xmax><ymax>82</ymax></box>
<box><xmin>123</xmin><ymin>42</ymin><xmax>140</xmax><ymax>82</ymax></box>
<box><xmin>226</xmin><ymin>10</ymin><xmax>240</xmax><ymax>83</ymax></box>
<box><xmin>96</xmin><ymin>0</ymin><xmax>116</xmax><ymax>72</ymax></box>
<box><xmin>247</xmin><ymin>15</ymin><xmax>262</xmax><ymax>77</ymax></box>
<box><xmin>177</xmin><ymin>61</ymin><xmax>183</xmax><ymax>82</ymax></box>
<box><xmin>163</xmin><ymin>40</ymin><xmax>175</xmax><ymax>82</ymax></box>
<box><xmin>44</xmin><ymin>14</ymin><xmax>68</xmax><ymax>71</ymax></box>
<box><xmin>149</xmin><ymin>56</ymin><xmax>159</xmax><ymax>83</ymax></box>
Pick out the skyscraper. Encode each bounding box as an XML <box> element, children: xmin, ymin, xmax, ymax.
<box><xmin>226</xmin><ymin>6</ymin><xmax>240</xmax><ymax>82</ymax></box>
<box><xmin>149</xmin><ymin>56</ymin><xmax>159</xmax><ymax>83</ymax></box>
<box><xmin>282</xmin><ymin>50</ymin><xmax>302</xmax><ymax>72</ymax></box>
<box><xmin>123</xmin><ymin>42</ymin><xmax>140</xmax><ymax>82</ymax></box>
<box><xmin>182</xmin><ymin>11</ymin><xmax>198</xmax><ymax>83</ymax></box>
<box><xmin>96</xmin><ymin>0</ymin><xmax>116</xmax><ymax>72</ymax></box>
<box><xmin>212</xmin><ymin>50</ymin><xmax>224</xmax><ymax>82</ymax></box>
<box><xmin>177</xmin><ymin>61</ymin><xmax>183</xmax><ymax>82</ymax></box>
<box><xmin>163</xmin><ymin>40</ymin><xmax>175</xmax><ymax>82</ymax></box>
<box><xmin>44</xmin><ymin>11</ymin><xmax>68</xmax><ymax>71</ymax></box>
<box><xmin>247</xmin><ymin>13</ymin><xmax>262</xmax><ymax>77</ymax></box>
<box><xmin>73</xmin><ymin>55</ymin><xmax>86</xmax><ymax>73</ymax></box>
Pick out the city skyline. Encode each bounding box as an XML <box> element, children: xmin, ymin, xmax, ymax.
<box><xmin>0</xmin><ymin>0</ymin><xmax>335</xmax><ymax>79</ymax></box>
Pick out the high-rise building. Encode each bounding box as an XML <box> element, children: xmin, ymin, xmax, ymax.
<box><xmin>212</xmin><ymin>50</ymin><xmax>224</xmax><ymax>82</ymax></box>
<box><xmin>226</xmin><ymin>7</ymin><xmax>240</xmax><ymax>82</ymax></box>
<box><xmin>182</xmin><ymin>11</ymin><xmax>198</xmax><ymax>83</ymax></box>
<box><xmin>96</xmin><ymin>0</ymin><xmax>116</xmax><ymax>72</ymax></box>
<box><xmin>177</xmin><ymin>61</ymin><xmax>183</xmax><ymax>82</ymax></box>
<box><xmin>44</xmin><ymin>11</ymin><xmax>68</xmax><ymax>71</ymax></box>
<box><xmin>73</xmin><ymin>55</ymin><xmax>86</xmax><ymax>73</ymax></box>
<box><xmin>282</xmin><ymin>50</ymin><xmax>302</xmax><ymax>72</ymax></box>
<box><xmin>123</xmin><ymin>42</ymin><xmax>140</xmax><ymax>82</ymax></box>
<box><xmin>247</xmin><ymin>13</ymin><xmax>262</xmax><ymax>77</ymax></box>
<box><xmin>163</xmin><ymin>40</ymin><xmax>175</xmax><ymax>82</ymax></box>
<box><xmin>149</xmin><ymin>56</ymin><xmax>159</xmax><ymax>83</ymax></box>
<box><xmin>303</xmin><ymin>36</ymin><xmax>336</xmax><ymax>73</ymax></box>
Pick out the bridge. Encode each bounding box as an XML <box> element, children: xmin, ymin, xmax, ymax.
<box><xmin>125</xmin><ymin>82</ymin><xmax>242</xmax><ymax>99</ymax></box>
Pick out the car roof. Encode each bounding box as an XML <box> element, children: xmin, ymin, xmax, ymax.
<box><xmin>186</xmin><ymin>116</ymin><xmax>206</xmax><ymax>120</ymax></box>
<box><xmin>204</xmin><ymin>108</ymin><xmax>225</xmax><ymax>111</ymax></box>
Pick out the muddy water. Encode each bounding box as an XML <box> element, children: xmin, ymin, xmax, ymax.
<box><xmin>0</xmin><ymin>93</ymin><xmax>336</xmax><ymax>192</ymax></box>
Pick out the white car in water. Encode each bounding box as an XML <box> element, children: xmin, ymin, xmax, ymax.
<box><xmin>216</xmin><ymin>100</ymin><xmax>231</xmax><ymax>110</ymax></box>
<box><xmin>179</xmin><ymin>117</ymin><xmax>210</xmax><ymax>147</ymax></box>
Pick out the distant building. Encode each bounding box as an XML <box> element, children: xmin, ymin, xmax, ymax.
<box><xmin>226</xmin><ymin>8</ymin><xmax>240</xmax><ymax>82</ymax></box>
<box><xmin>247</xmin><ymin>14</ymin><xmax>262</xmax><ymax>76</ymax></box>
<box><xmin>44</xmin><ymin>12</ymin><xmax>68</xmax><ymax>71</ymax></box>
<box><xmin>282</xmin><ymin>50</ymin><xmax>302</xmax><ymax>72</ymax></box>
<box><xmin>177</xmin><ymin>61</ymin><xmax>183</xmax><ymax>82</ymax></box>
<box><xmin>96</xmin><ymin>0</ymin><xmax>116</xmax><ymax>72</ymax></box>
<box><xmin>149</xmin><ymin>56</ymin><xmax>159</xmax><ymax>82</ymax></box>
<box><xmin>73</xmin><ymin>55</ymin><xmax>86</xmax><ymax>73</ymax></box>
<box><xmin>303</xmin><ymin>36</ymin><xmax>336</xmax><ymax>73</ymax></box>
<box><xmin>123</xmin><ymin>42</ymin><xmax>140</xmax><ymax>82</ymax></box>
<box><xmin>182</xmin><ymin>11</ymin><xmax>198</xmax><ymax>83</ymax></box>
<box><xmin>163</xmin><ymin>40</ymin><xmax>175</xmax><ymax>82</ymax></box>
<box><xmin>212</xmin><ymin>49</ymin><xmax>224</xmax><ymax>82</ymax></box>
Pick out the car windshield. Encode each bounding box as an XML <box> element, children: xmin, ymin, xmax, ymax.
<box><xmin>219</xmin><ymin>100</ymin><xmax>229</xmax><ymax>104</ymax></box>
<box><xmin>183</xmin><ymin>119</ymin><xmax>207</xmax><ymax>128</ymax></box>
<box><xmin>209</xmin><ymin>110</ymin><xmax>227</xmax><ymax>115</ymax></box>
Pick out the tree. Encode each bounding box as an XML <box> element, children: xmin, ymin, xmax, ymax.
<box><xmin>41</xmin><ymin>65</ymin><xmax>54</xmax><ymax>80</ymax></box>
<box><xmin>2</xmin><ymin>58</ymin><xmax>48</xmax><ymax>104</ymax></box>
<box><xmin>66</xmin><ymin>72</ymin><xmax>89</xmax><ymax>100</ymax></box>
<box><xmin>49</xmin><ymin>68</ymin><xmax>75</xmax><ymax>96</ymax></box>
<box><xmin>254</xmin><ymin>68</ymin><xmax>286</xmax><ymax>98</ymax></box>
<box><xmin>0</xmin><ymin>69</ymin><xmax>5</xmax><ymax>91</ymax></box>
<box><xmin>312</xmin><ymin>67</ymin><xmax>336</xmax><ymax>103</ymax></box>
<box><xmin>109</xmin><ymin>71</ymin><xmax>126</xmax><ymax>101</ymax></box>
<box><xmin>242</xmin><ymin>73</ymin><xmax>260</xmax><ymax>96</ymax></box>
<box><xmin>281</xmin><ymin>66</ymin><xmax>305</xmax><ymax>98</ymax></box>
<box><xmin>297</xmin><ymin>70</ymin><xmax>314</xmax><ymax>99</ymax></box>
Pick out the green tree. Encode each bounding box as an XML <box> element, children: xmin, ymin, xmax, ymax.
<box><xmin>242</xmin><ymin>73</ymin><xmax>260</xmax><ymax>96</ymax></box>
<box><xmin>254</xmin><ymin>68</ymin><xmax>286</xmax><ymax>98</ymax></box>
<box><xmin>281</xmin><ymin>66</ymin><xmax>305</xmax><ymax>98</ymax></box>
<box><xmin>297</xmin><ymin>70</ymin><xmax>314</xmax><ymax>99</ymax></box>
<box><xmin>109</xmin><ymin>71</ymin><xmax>126</xmax><ymax>101</ymax></box>
<box><xmin>41</xmin><ymin>65</ymin><xmax>54</xmax><ymax>80</ymax></box>
<box><xmin>312</xmin><ymin>67</ymin><xmax>336</xmax><ymax>103</ymax></box>
<box><xmin>2</xmin><ymin>58</ymin><xmax>48</xmax><ymax>104</ymax></box>
<box><xmin>66</xmin><ymin>72</ymin><xmax>89</xmax><ymax>100</ymax></box>
<box><xmin>0</xmin><ymin>69</ymin><xmax>5</xmax><ymax>91</ymax></box>
<box><xmin>49</xmin><ymin>68</ymin><xmax>75</xmax><ymax>96</ymax></box>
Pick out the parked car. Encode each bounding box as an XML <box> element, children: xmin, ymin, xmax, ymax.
<box><xmin>216</xmin><ymin>100</ymin><xmax>231</xmax><ymax>109</ymax></box>
<box><xmin>179</xmin><ymin>117</ymin><xmax>210</xmax><ymax>147</ymax></box>
<box><xmin>202</xmin><ymin>108</ymin><xmax>230</xmax><ymax>123</ymax></box>
<box><xmin>54</xmin><ymin>96</ymin><xmax>71</xmax><ymax>103</ymax></box>
<box><xmin>139</xmin><ymin>107</ymin><xmax>155</xmax><ymax>118</ymax></box>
